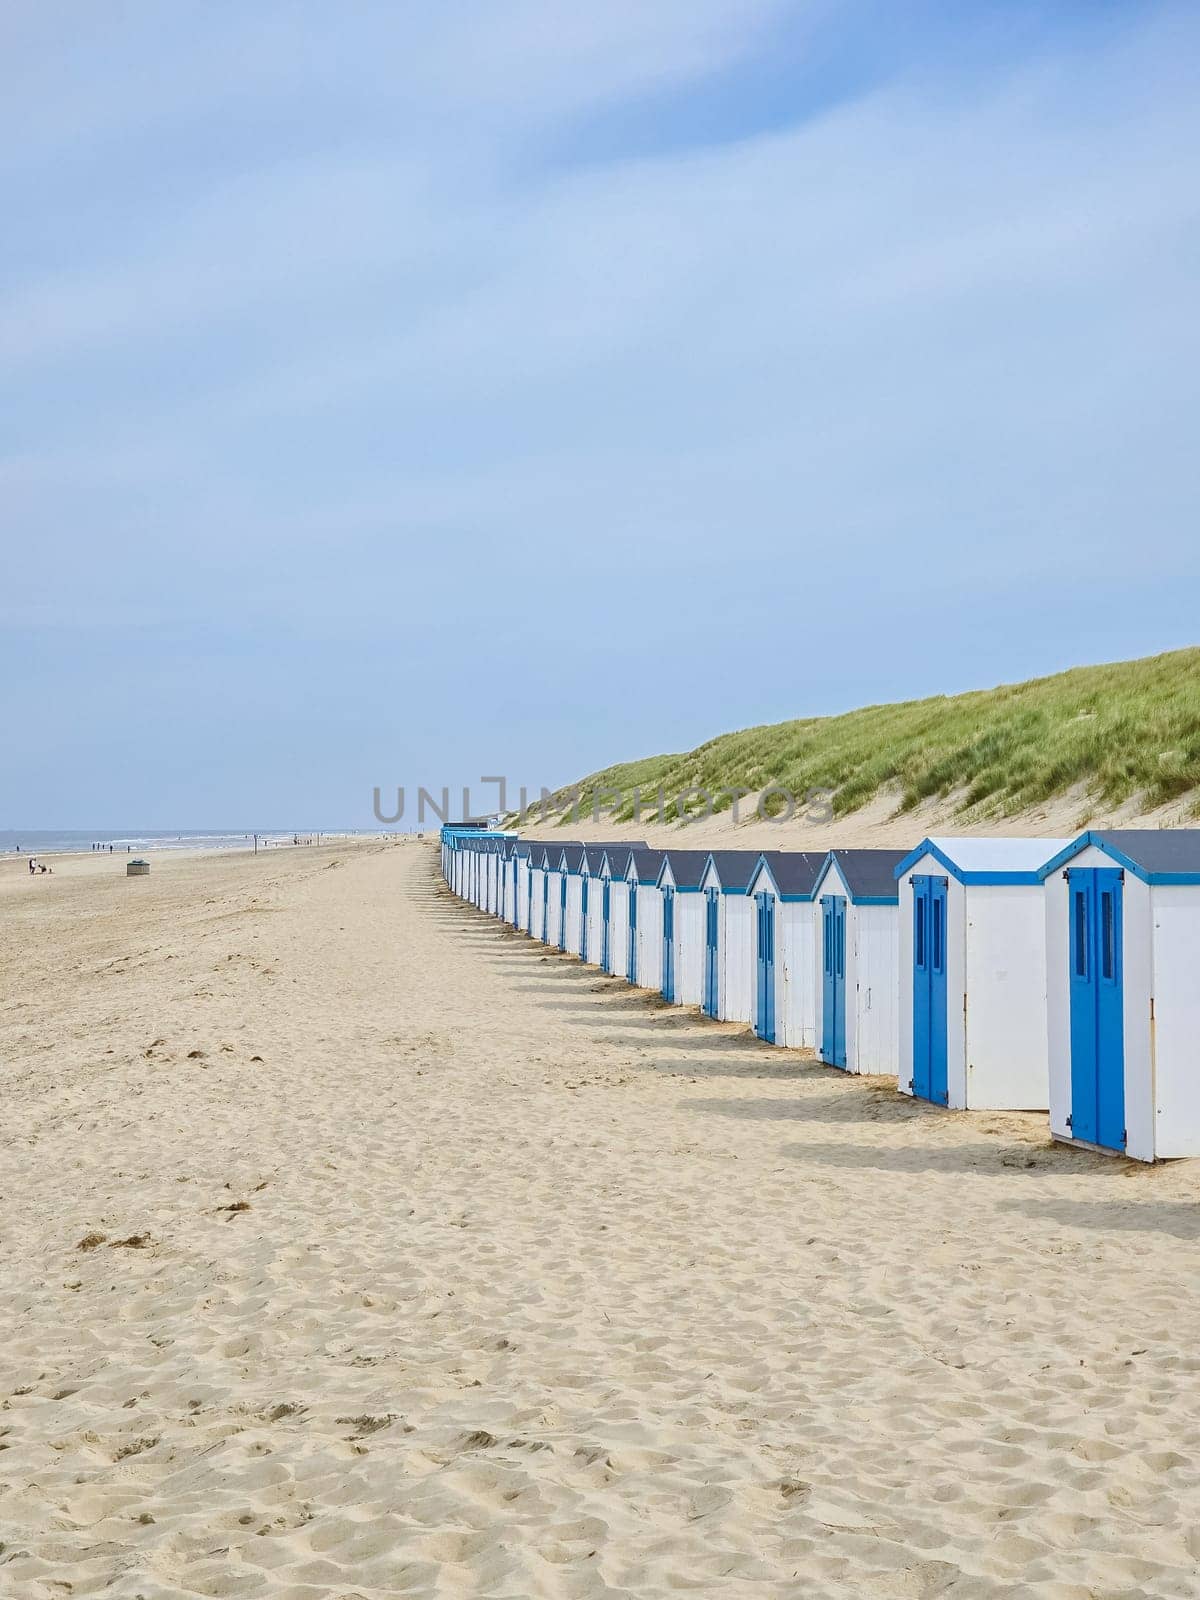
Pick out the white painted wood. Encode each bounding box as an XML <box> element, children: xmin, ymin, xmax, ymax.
<box><xmin>1046</xmin><ymin>843</ymin><xmax>1200</xmax><ymax>1160</ymax></box>
<box><xmin>1149</xmin><ymin>885</ymin><xmax>1200</xmax><ymax>1158</ymax></box>
<box><xmin>720</xmin><ymin>893</ymin><xmax>754</xmax><ymax>1023</ymax></box>
<box><xmin>564</xmin><ymin>873</ymin><xmax>584</xmax><ymax>956</ymax></box>
<box><xmin>964</xmin><ymin>884</ymin><xmax>1051</xmax><ymax>1109</ymax></box>
<box><xmin>779</xmin><ymin>900</ymin><xmax>817</xmax><ymax>1049</ymax></box>
<box><xmin>607</xmin><ymin>880</ymin><xmax>631</xmax><ymax>978</ymax></box>
<box><xmin>584</xmin><ymin>873</ymin><xmax>606</xmax><ymax>966</ymax></box>
<box><xmin>529</xmin><ymin>866</ymin><xmax>547</xmax><ymax>942</ymax></box>
<box><xmin>633</xmin><ymin>883</ymin><xmax>664</xmax><ymax>991</ymax></box>
<box><xmin>516</xmin><ymin>858</ymin><xmax>531</xmax><ymax>930</ymax></box>
<box><xmin>854</xmin><ymin>903</ymin><xmax>900</xmax><ymax>1075</ymax></box>
<box><xmin>899</xmin><ymin>841</ymin><xmax>1061</xmax><ymax>1110</ymax></box>
<box><xmin>546</xmin><ymin>868</ymin><xmax>566</xmax><ymax>948</ymax></box>
<box><xmin>673</xmin><ymin>892</ymin><xmax>705</xmax><ymax>1007</ymax></box>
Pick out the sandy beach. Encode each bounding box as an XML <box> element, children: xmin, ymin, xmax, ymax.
<box><xmin>3</xmin><ymin>839</ymin><xmax>1200</xmax><ymax>1598</ymax></box>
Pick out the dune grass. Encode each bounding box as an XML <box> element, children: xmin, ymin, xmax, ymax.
<box><xmin>521</xmin><ymin>647</ymin><xmax>1200</xmax><ymax>826</ymax></box>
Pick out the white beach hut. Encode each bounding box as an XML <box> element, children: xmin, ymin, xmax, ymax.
<box><xmin>560</xmin><ymin>851</ymin><xmax>588</xmax><ymax>947</ymax></box>
<box><xmin>581</xmin><ymin>848</ymin><xmax>610</xmax><ymax>965</ymax></box>
<box><xmin>745</xmin><ymin>852</ymin><xmax>827</xmax><ymax>1047</ymax></box>
<box><xmin>484</xmin><ymin>840</ymin><xmax>501</xmax><ymax>914</ymax></box>
<box><xmin>491</xmin><ymin>839</ymin><xmax>509</xmax><ymax>915</ymax></box>
<box><xmin>560</xmin><ymin>844</ymin><xmax>648</xmax><ymax>967</ymax></box>
<box><xmin>896</xmin><ymin>837</ymin><xmax>1068</xmax><ymax>1110</ymax></box>
<box><xmin>528</xmin><ymin>845</ymin><xmax>554</xmax><ymax>942</ymax></box>
<box><xmin>600</xmin><ymin>848</ymin><xmax>637</xmax><ymax>977</ymax></box>
<box><xmin>505</xmin><ymin>838</ymin><xmax>528</xmax><ymax>928</ymax></box>
<box><xmin>1040</xmin><ymin>830</ymin><xmax>1200</xmax><ymax>1161</ymax></box>
<box><xmin>496</xmin><ymin>839</ymin><xmax>515</xmax><ymax>922</ymax></box>
<box><xmin>625</xmin><ymin>848</ymin><xmax>667</xmax><ymax>991</ymax></box>
<box><xmin>474</xmin><ymin>840</ymin><xmax>488</xmax><ymax>908</ymax></box>
<box><xmin>503</xmin><ymin>841</ymin><xmax>519</xmax><ymax>925</ymax></box>
<box><xmin>534</xmin><ymin>843</ymin><xmax>571</xmax><ymax>944</ymax></box>
<box><xmin>696</xmin><ymin>851</ymin><xmax>761</xmax><ymax>1023</ymax></box>
<box><xmin>516</xmin><ymin>843</ymin><xmax>534</xmax><ymax>931</ymax></box>
<box><xmin>544</xmin><ymin>847</ymin><xmax>564</xmax><ymax>946</ymax></box>
<box><xmin>456</xmin><ymin>837</ymin><xmax>476</xmax><ymax>900</ymax></box>
<box><xmin>656</xmin><ymin>851</ymin><xmax>712</xmax><ymax>1007</ymax></box>
<box><xmin>454</xmin><ymin>838</ymin><xmax>470</xmax><ymax>893</ymax></box>
<box><xmin>811</xmin><ymin>849</ymin><xmax>907</xmax><ymax>1075</ymax></box>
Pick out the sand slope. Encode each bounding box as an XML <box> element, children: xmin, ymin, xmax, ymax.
<box><xmin>2</xmin><ymin>842</ymin><xmax>1200</xmax><ymax>1598</ymax></box>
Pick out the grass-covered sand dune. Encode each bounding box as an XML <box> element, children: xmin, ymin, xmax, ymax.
<box><xmin>528</xmin><ymin>647</ymin><xmax>1200</xmax><ymax>826</ymax></box>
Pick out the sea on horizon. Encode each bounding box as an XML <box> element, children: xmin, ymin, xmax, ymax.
<box><xmin>0</xmin><ymin>830</ymin><xmax>366</xmax><ymax>856</ymax></box>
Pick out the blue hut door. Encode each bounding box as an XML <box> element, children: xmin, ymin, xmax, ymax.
<box><xmin>662</xmin><ymin>887</ymin><xmax>676</xmax><ymax>1002</ymax></box>
<box><xmin>1068</xmin><ymin>868</ymin><xmax>1125</xmax><ymax>1150</ymax></box>
<box><xmin>601</xmin><ymin>880</ymin><xmax>612</xmax><ymax>971</ymax></box>
<box><xmin>558</xmin><ymin>874</ymin><xmax>568</xmax><ymax>950</ymax></box>
<box><xmin>912</xmin><ymin>875</ymin><xmax>948</xmax><ymax>1103</ymax></box>
<box><xmin>821</xmin><ymin>895</ymin><xmax>848</xmax><ymax>1068</ymax></box>
<box><xmin>703</xmin><ymin>887</ymin><xmax>720</xmax><ymax>1017</ymax></box>
<box><xmin>628</xmin><ymin>884</ymin><xmax>639</xmax><ymax>984</ymax></box>
<box><xmin>580</xmin><ymin>878</ymin><xmax>590</xmax><ymax>961</ymax></box>
<box><xmin>542</xmin><ymin>871</ymin><xmax>550</xmax><ymax>938</ymax></box>
<box><xmin>755</xmin><ymin>892</ymin><xmax>776</xmax><ymax>1043</ymax></box>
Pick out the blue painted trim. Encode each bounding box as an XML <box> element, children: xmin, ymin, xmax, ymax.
<box><xmin>1038</xmin><ymin>830</ymin><xmax>1200</xmax><ymax>885</ymax></box>
<box><xmin>745</xmin><ymin>860</ymin><xmax>818</xmax><ymax>901</ymax></box>
<box><xmin>745</xmin><ymin>857</ymin><xmax>778</xmax><ymax>899</ymax></box>
<box><xmin>896</xmin><ymin>839</ymin><xmax>1048</xmax><ymax>886</ymax></box>
<box><xmin>656</xmin><ymin>858</ymin><xmax>703</xmax><ymax>893</ymax></box>
<box><xmin>810</xmin><ymin>853</ymin><xmax>898</xmax><ymax>904</ymax></box>
<box><xmin>808</xmin><ymin>852</ymin><xmax>837</xmax><ymax>901</ymax></box>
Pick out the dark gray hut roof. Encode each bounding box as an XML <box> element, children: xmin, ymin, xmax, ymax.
<box><xmin>822</xmin><ymin>848</ymin><xmax>908</xmax><ymax>902</ymax></box>
<box><xmin>1067</xmin><ymin>829</ymin><xmax>1200</xmax><ymax>882</ymax></box>
<box><xmin>583</xmin><ymin>846</ymin><xmax>610</xmax><ymax>873</ymax></box>
<box><xmin>658</xmin><ymin>850</ymin><xmax>712</xmax><ymax>889</ymax></box>
<box><xmin>602</xmin><ymin>847</ymin><xmax>637</xmax><ymax>878</ymax></box>
<box><xmin>526</xmin><ymin>840</ymin><xmax>579</xmax><ymax>866</ymax></box>
<box><xmin>703</xmin><ymin>850</ymin><xmax>764</xmax><ymax>890</ymax></box>
<box><xmin>577</xmin><ymin>841</ymin><xmax>646</xmax><ymax>867</ymax></box>
<box><xmin>629</xmin><ymin>848</ymin><xmax>667</xmax><ymax>883</ymax></box>
<box><xmin>753</xmin><ymin>850</ymin><xmax>827</xmax><ymax>898</ymax></box>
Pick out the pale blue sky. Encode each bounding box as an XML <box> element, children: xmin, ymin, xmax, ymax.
<box><xmin>4</xmin><ymin>1</ymin><xmax>1198</xmax><ymax>827</ymax></box>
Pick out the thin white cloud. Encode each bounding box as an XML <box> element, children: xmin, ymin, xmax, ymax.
<box><xmin>3</xmin><ymin>2</ymin><xmax>1198</xmax><ymax>627</ymax></box>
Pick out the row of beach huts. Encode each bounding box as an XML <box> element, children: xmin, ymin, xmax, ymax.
<box><xmin>439</xmin><ymin>826</ymin><xmax>1200</xmax><ymax>1162</ymax></box>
